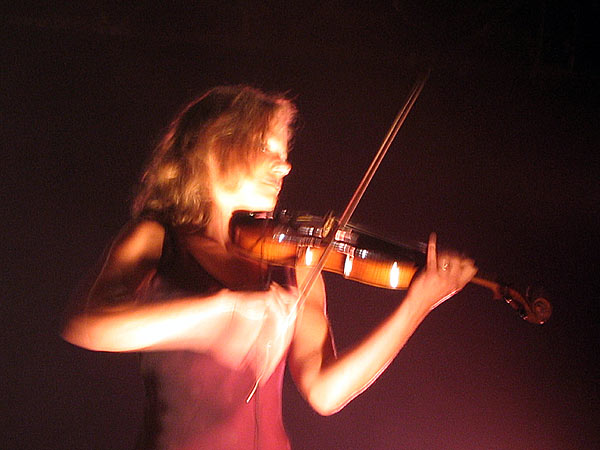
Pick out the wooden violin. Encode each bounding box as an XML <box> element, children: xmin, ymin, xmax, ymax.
<box><xmin>229</xmin><ymin>74</ymin><xmax>551</xmax><ymax>326</ymax></box>
<box><xmin>230</xmin><ymin>210</ymin><xmax>552</xmax><ymax>325</ymax></box>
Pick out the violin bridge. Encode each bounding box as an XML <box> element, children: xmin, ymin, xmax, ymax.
<box><xmin>322</xmin><ymin>211</ymin><xmax>337</xmax><ymax>239</ymax></box>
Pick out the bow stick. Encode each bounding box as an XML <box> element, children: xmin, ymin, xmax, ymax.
<box><xmin>296</xmin><ymin>73</ymin><xmax>430</xmax><ymax>307</ymax></box>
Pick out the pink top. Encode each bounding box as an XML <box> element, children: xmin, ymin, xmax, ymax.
<box><xmin>135</xmin><ymin>225</ymin><xmax>294</xmax><ymax>449</ymax></box>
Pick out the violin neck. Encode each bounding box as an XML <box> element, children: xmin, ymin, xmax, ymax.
<box><xmin>470</xmin><ymin>271</ymin><xmax>503</xmax><ymax>293</ymax></box>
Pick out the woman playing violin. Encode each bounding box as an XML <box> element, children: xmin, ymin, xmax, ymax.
<box><xmin>61</xmin><ymin>85</ymin><xmax>477</xmax><ymax>449</ymax></box>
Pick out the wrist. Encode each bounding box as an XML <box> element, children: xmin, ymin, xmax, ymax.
<box><xmin>399</xmin><ymin>290</ymin><xmax>432</xmax><ymax>322</ymax></box>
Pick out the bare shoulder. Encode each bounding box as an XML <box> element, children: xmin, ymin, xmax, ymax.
<box><xmin>81</xmin><ymin>219</ymin><xmax>167</xmax><ymax>305</ymax></box>
<box><xmin>109</xmin><ymin>219</ymin><xmax>166</xmax><ymax>265</ymax></box>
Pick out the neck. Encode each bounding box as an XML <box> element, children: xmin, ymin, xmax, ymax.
<box><xmin>204</xmin><ymin>204</ymin><xmax>233</xmax><ymax>247</ymax></box>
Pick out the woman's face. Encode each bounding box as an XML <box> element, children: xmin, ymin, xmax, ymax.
<box><xmin>212</xmin><ymin>125</ymin><xmax>291</xmax><ymax>213</ymax></box>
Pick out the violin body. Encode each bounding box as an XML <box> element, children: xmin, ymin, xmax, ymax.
<box><xmin>229</xmin><ymin>210</ymin><xmax>552</xmax><ymax>325</ymax></box>
<box><xmin>230</xmin><ymin>210</ymin><xmax>427</xmax><ymax>290</ymax></box>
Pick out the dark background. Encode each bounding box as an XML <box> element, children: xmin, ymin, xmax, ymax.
<box><xmin>2</xmin><ymin>2</ymin><xmax>598</xmax><ymax>449</ymax></box>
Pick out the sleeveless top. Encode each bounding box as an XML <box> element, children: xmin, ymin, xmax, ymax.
<box><xmin>135</xmin><ymin>224</ymin><xmax>296</xmax><ymax>450</ymax></box>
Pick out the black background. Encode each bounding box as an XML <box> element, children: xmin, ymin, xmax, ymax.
<box><xmin>2</xmin><ymin>2</ymin><xmax>598</xmax><ymax>449</ymax></box>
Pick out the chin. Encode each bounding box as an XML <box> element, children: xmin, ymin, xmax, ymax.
<box><xmin>255</xmin><ymin>200</ymin><xmax>277</xmax><ymax>211</ymax></box>
<box><xmin>241</xmin><ymin>197</ymin><xmax>277</xmax><ymax>212</ymax></box>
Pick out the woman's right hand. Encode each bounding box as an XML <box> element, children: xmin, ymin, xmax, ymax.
<box><xmin>212</xmin><ymin>283</ymin><xmax>299</xmax><ymax>374</ymax></box>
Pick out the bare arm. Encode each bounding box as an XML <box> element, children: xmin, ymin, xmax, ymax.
<box><xmin>61</xmin><ymin>220</ymin><xmax>234</xmax><ymax>352</ymax></box>
<box><xmin>288</xmin><ymin>233</ymin><xmax>477</xmax><ymax>416</ymax></box>
<box><xmin>62</xmin><ymin>220</ymin><xmax>289</xmax><ymax>357</ymax></box>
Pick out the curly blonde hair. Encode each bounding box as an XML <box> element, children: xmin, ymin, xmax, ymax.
<box><xmin>132</xmin><ymin>85</ymin><xmax>296</xmax><ymax>228</ymax></box>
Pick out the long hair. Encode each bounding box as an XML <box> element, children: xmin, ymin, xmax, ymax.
<box><xmin>132</xmin><ymin>85</ymin><xmax>296</xmax><ymax>228</ymax></box>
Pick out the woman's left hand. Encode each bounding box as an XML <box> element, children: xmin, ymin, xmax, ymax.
<box><xmin>407</xmin><ymin>233</ymin><xmax>478</xmax><ymax>311</ymax></box>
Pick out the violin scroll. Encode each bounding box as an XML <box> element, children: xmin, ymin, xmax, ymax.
<box><xmin>523</xmin><ymin>285</ymin><xmax>552</xmax><ymax>324</ymax></box>
<box><xmin>472</xmin><ymin>277</ymin><xmax>552</xmax><ymax>325</ymax></box>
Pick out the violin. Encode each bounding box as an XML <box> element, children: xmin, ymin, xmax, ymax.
<box><xmin>229</xmin><ymin>210</ymin><xmax>552</xmax><ymax>325</ymax></box>
<box><xmin>229</xmin><ymin>74</ymin><xmax>551</xmax><ymax>326</ymax></box>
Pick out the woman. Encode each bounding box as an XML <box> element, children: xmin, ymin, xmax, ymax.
<box><xmin>62</xmin><ymin>85</ymin><xmax>477</xmax><ymax>449</ymax></box>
